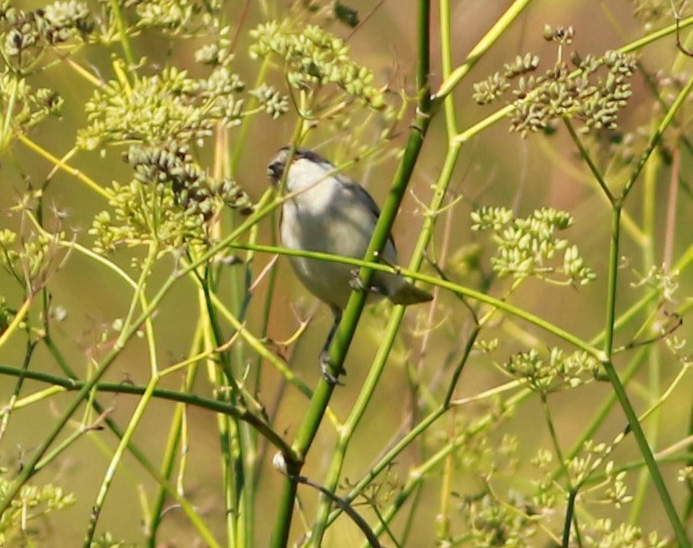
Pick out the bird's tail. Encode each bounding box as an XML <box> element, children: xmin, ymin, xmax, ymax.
<box><xmin>389</xmin><ymin>280</ymin><xmax>433</xmax><ymax>305</ymax></box>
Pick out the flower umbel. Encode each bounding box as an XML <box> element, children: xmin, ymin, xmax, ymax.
<box><xmin>471</xmin><ymin>207</ymin><xmax>596</xmax><ymax>285</ymax></box>
<box><xmin>77</xmin><ymin>66</ymin><xmax>247</xmax><ymax>150</ymax></box>
<box><xmin>249</xmin><ymin>21</ymin><xmax>387</xmax><ymax>110</ymax></box>
<box><xmin>501</xmin><ymin>348</ymin><xmax>600</xmax><ymax>393</ymax></box>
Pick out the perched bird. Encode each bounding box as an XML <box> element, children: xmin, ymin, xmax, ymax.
<box><xmin>267</xmin><ymin>146</ymin><xmax>432</xmax><ymax>382</ymax></box>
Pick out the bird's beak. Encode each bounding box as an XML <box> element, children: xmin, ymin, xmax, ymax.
<box><xmin>268</xmin><ymin>161</ymin><xmax>284</xmax><ymax>184</ymax></box>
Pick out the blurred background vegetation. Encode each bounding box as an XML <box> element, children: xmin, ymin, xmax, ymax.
<box><xmin>1</xmin><ymin>0</ymin><xmax>693</xmax><ymax>546</ymax></box>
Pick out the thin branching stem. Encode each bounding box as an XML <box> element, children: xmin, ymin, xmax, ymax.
<box><xmin>602</xmin><ymin>205</ymin><xmax>689</xmax><ymax>546</ymax></box>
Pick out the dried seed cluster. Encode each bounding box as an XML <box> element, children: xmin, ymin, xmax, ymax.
<box><xmin>0</xmin><ymin>0</ymin><xmax>92</xmax><ymax>70</ymax></box>
<box><xmin>90</xmin><ymin>144</ymin><xmax>252</xmax><ymax>254</ymax></box>
<box><xmin>473</xmin><ymin>26</ymin><xmax>637</xmax><ymax>137</ymax></box>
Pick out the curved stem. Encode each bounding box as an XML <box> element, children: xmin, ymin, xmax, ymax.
<box><xmin>0</xmin><ymin>363</ymin><xmax>297</xmax><ymax>458</ymax></box>
<box><xmin>231</xmin><ymin>242</ymin><xmax>603</xmax><ymax>358</ymax></box>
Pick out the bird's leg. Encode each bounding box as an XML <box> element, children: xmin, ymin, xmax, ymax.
<box><xmin>320</xmin><ymin>307</ymin><xmax>346</xmax><ymax>385</ymax></box>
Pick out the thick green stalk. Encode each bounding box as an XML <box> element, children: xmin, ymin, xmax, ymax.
<box><xmin>309</xmin><ymin>307</ymin><xmax>405</xmax><ymax>545</ymax></box>
<box><xmin>201</xmin><ymin>277</ymin><xmax>245</xmax><ymax>548</ymax></box>
<box><xmin>270</xmin><ymin>96</ymin><xmax>433</xmax><ymax>548</ymax></box>
<box><xmin>439</xmin><ymin>0</ymin><xmax>458</xmax><ymax>138</ymax></box>
<box><xmin>224</xmin><ymin>237</ymin><xmax>251</xmax><ymax>548</ymax></box>
<box><xmin>269</xmin><ymin>3</ymin><xmax>433</xmax><ymax>546</ymax></box>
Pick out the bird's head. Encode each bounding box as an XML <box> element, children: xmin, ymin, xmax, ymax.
<box><xmin>267</xmin><ymin>147</ymin><xmax>333</xmax><ymax>191</ymax></box>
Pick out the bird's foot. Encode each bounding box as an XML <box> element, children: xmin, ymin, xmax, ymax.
<box><xmin>349</xmin><ymin>270</ymin><xmax>386</xmax><ymax>295</ymax></box>
<box><xmin>320</xmin><ymin>350</ymin><xmax>346</xmax><ymax>385</ymax></box>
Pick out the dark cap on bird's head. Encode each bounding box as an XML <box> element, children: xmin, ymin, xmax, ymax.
<box><xmin>267</xmin><ymin>146</ymin><xmax>330</xmax><ymax>184</ymax></box>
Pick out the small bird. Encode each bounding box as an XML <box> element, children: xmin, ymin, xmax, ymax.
<box><xmin>267</xmin><ymin>146</ymin><xmax>432</xmax><ymax>382</ymax></box>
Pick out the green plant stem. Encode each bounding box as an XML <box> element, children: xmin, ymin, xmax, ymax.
<box><xmin>439</xmin><ymin>0</ymin><xmax>458</xmax><ymax>137</ymax></box>
<box><xmin>601</xmin><ymin>206</ymin><xmax>689</xmax><ymax>546</ymax></box>
<box><xmin>200</xmin><ymin>267</ymin><xmax>243</xmax><ymax>547</ymax></box>
<box><xmin>622</xmin><ymin>15</ymin><xmax>693</xmax><ymax>54</ymax></box>
<box><xmin>323</xmin><ymin>326</ymin><xmax>483</xmax><ymax>533</ymax></box>
<box><xmin>0</xmin><ymin>295</ymin><xmax>34</xmax><ymax>350</ymax></box>
<box><xmin>107</xmin><ymin>0</ymin><xmax>136</xmax><ymax>74</ymax></box>
<box><xmin>278</xmin><ymin>109</ymin><xmax>436</xmax><ymax>542</ymax></box>
<box><xmin>0</xmin><ymin>75</ymin><xmax>17</xmax><ymax>151</ymax></box>
<box><xmin>219</xmin><ymin>110</ymin><xmax>262</xmax><ymax>545</ymax></box>
<box><xmin>549</xmin><ymin>347</ymin><xmax>647</xmax><ymax>484</ymax></box>
<box><xmin>684</xmin><ymin>406</ymin><xmax>693</xmax><ymax>521</ymax></box>
<box><xmin>205</xmin><ymin>289</ymin><xmax>335</xmax><ymax>420</ymax></box>
<box><xmin>226</xmin><ymin>227</ymin><xmax>267</xmax><ymax>547</ymax></box>
<box><xmin>563</xmin><ymin>120</ymin><xmax>614</xmax><ymax>203</ymax></box>
<box><xmin>0</xmin><ymin>199</ymin><xmax>306</xmax><ymax>520</ymax></box>
<box><xmin>0</xmin><ymin>190</ymin><xmax>284</xmax><ymax>512</ymax></box>
<box><xmin>308</xmin><ymin>305</ymin><xmax>405</xmax><ymax>544</ymax></box>
<box><xmin>562</xmin><ymin>490</ymin><xmax>578</xmax><ymax>548</ymax></box>
<box><xmin>541</xmin><ymin>394</ymin><xmax>582</xmax><ymax>546</ymax></box>
<box><xmin>0</xmin><ymin>339</ymin><xmax>35</xmax><ymax>444</ymax></box>
<box><xmin>148</xmin><ymin>321</ymin><xmax>204</xmax><ymax>547</ymax></box>
<box><xmin>231</xmin><ymin>58</ymin><xmax>271</xmax><ymax>177</ymax></box>
<box><xmin>621</xmin><ymin>71</ymin><xmax>693</xmax><ymax>201</ymax></box>
<box><xmin>359</xmin><ymin>390</ymin><xmax>532</xmax><ymax>545</ymax></box>
<box><xmin>0</xmin><ymin>242</ymin><xmax>158</xmax><ymax>517</ymax></box>
<box><xmin>434</xmin><ymin>0</ymin><xmax>532</xmax><ymax>101</ymax></box>
<box><xmin>250</xmin><ymin>212</ymin><xmax>280</xmax><ymax>452</ymax></box>
<box><xmin>42</xmin><ymin>322</ymin><xmax>216</xmax><ymax>544</ymax></box>
<box><xmin>628</xmin><ymin>119</ymin><xmax>662</xmax><ymax>525</ymax></box>
<box><xmin>33</xmin><ymin>422</ymin><xmax>94</xmax><ymax>472</ymax></box>
<box><xmin>82</xmin><ymin>376</ymin><xmax>159</xmax><ymax>547</ymax></box>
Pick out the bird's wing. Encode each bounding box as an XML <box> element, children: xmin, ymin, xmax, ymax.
<box><xmin>339</xmin><ymin>175</ymin><xmax>398</xmax><ymax>255</ymax></box>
